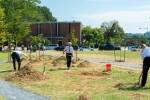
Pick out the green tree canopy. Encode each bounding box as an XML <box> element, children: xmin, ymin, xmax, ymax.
<box><xmin>82</xmin><ymin>26</ymin><xmax>104</xmax><ymax>47</ymax></box>
<box><xmin>0</xmin><ymin>7</ymin><xmax>6</xmax><ymax>46</ymax></box>
<box><xmin>37</xmin><ymin>6</ymin><xmax>57</xmax><ymax>22</ymax></box>
<box><xmin>0</xmin><ymin>0</ymin><xmax>57</xmax><ymax>47</ymax></box>
<box><xmin>101</xmin><ymin>20</ymin><xmax>125</xmax><ymax>44</ymax></box>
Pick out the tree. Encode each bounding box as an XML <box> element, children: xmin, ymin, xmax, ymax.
<box><xmin>124</xmin><ymin>33</ymin><xmax>148</xmax><ymax>46</ymax></box>
<box><xmin>70</xmin><ymin>30</ymin><xmax>78</xmax><ymax>45</ymax></box>
<box><xmin>70</xmin><ymin>30</ymin><xmax>78</xmax><ymax>61</ymax></box>
<box><xmin>82</xmin><ymin>26</ymin><xmax>104</xmax><ymax>47</ymax></box>
<box><xmin>37</xmin><ymin>6</ymin><xmax>57</xmax><ymax>22</ymax></box>
<box><xmin>101</xmin><ymin>20</ymin><xmax>125</xmax><ymax>44</ymax></box>
<box><xmin>0</xmin><ymin>0</ymin><xmax>57</xmax><ymax>47</ymax></box>
<box><xmin>0</xmin><ymin>7</ymin><xmax>6</xmax><ymax>47</ymax></box>
<box><xmin>82</xmin><ymin>26</ymin><xmax>93</xmax><ymax>46</ymax></box>
<box><xmin>92</xmin><ymin>28</ymin><xmax>104</xmax><ymax>47</ymax></box>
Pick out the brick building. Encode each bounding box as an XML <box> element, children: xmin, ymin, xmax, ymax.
<box><xmin>31</xmin><ymin>22</ymin><xmax>81</xmax><ymax>46</ymax></box>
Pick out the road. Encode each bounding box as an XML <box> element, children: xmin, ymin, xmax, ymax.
<box><xmin>0</xmin><ymin>80</ymin><xmax>50</xmax><ymax>100</ymax></box>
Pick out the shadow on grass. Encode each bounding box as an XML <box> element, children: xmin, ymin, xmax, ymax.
<box><xmin>49</xmin><ymin>67</ymin><xmax>68</xmax><ymax>71</ymax></box>
<box><xmin>0</xmin><ymin>70</ymin><xmax>13</xmax><ymax>73</ymax></box>
<box><xmin>116</xmin><ymin>83</ymin><xmax>150</xmax><ymax>91</ymax></box>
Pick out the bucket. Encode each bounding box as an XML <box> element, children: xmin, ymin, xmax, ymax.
<box><xmin>106</xmin><ymin>64</ymin><xmax>111</xmax><ymax>71</ymax></box>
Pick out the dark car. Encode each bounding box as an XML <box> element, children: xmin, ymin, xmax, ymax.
<box><xmin>99</xmin><ymin>44</ymin><xmax>121</xmax><ymax>50</ymax></box>
<box><xmin>54</xmin><ymin>46</ymin><xmax>65</xmax><ymax>51</ymax></box>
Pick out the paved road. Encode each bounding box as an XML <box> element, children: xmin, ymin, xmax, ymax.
<box><xmin>0</xmin><ymin>61</ymin><xmax>6</xmax><ymax>64</ymax></box>
<box><xmin>46</xmin><ymin>52</ymin><xmax>143</xmax><ymax>70</ymax></box>
<box><xmin>80</xmin><ymin>56</ymin><xmax>142</xmax><ymax>70</ymax></box>
<box><xmin>0</xmin><ymin>80</ymin><xmax>50</xmax><ymax>100</ymax></box>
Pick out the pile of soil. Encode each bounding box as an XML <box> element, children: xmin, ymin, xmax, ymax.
<box><xmin>113</xmin><ymin>83</ymin><xmax>138</xmax><ymax>89</ymax></box>
<box><xmin>113</xmin><ymin>83</ymin><xmax>124</xmax><ymax>88</ymax></box>
<box><xmin>77</xmin><ymin>61</ymin><xmax>97</xmax><ymax>68</ymax></box>
<box><xmin>72</xmin><ymin>57</ymin><xmax>82</xmax><ymax>64</ymax></box>
<box><xmin>77</xmin><ymin>94</ymin><xmax>90</xmax><ymax>100</ymax></box>
<box><xmin>80</xmin><ymin>70</ymin><xmax>110</xmax><ymax>77</ymax></box>
<box><xmin>52</xmin><ymin>56</ymin><xmax>66</xmax><ymax>66</ymax></box>
<box><xmin>5</xmin><ymin>64</ymin><xmax>48</xmax><ymax>81</ymax></box>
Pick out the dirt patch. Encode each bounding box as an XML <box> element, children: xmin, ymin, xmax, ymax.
<box><xmin>72</xmin><ymin>57</ymin><xmax>82</xmax><ymax>64</ymax></box>
<box><xmin>130</xmin><ymin>93</ymin><xmax>148</xmax><ymax>100</ymax></box>
<box><xmin>77</xmin><ymin>94</ymin><xmax>90</xmax><ymax>100</ymax></box>
<box><xmin>113</xmin><ymin>83</ymin><xmax>125</xmax><ymax>88</ymax></box>
<box><xmin>113</xmin><ymin>82</ymin><xmax>140</xmax><ymax>89</ymax></box>
<box><xmin>77</xmin><ymin>61</ymin><xmax>97</xmax><ymax>68</ymax></box>
<box><xmin>52</xmin><ymin>56</ymin><xmax>66</xmax><ymax>66</ymax></box>
<box><xmin>5</xmin><ymin>63</ymin><xmax>48</xmax><ymax>81</ymax></box>
<box><xmin>79</xmin><ymin>70</ymin><xmax>110</xmax><ymax>77</ymax></box>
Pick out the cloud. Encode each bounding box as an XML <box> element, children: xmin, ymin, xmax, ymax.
<box><xmin>77</xmin><ymin>10</ymin><xmax>150</xmax><ymax>23</ymax></box>
<box><xmin>75</xmin><ymin>10</ymin><xmax>150</xmax><ymax>32</ymax></box>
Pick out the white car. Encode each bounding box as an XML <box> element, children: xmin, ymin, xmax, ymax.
<box><xmin>128</xmin><ymin>46</ymin><xmax>139</xmax><ymax>51</ymax></box>
<box><xmin>45</xmin><ymin>44</ymin><xmax>58</xmax><ymax>50</ymax></box>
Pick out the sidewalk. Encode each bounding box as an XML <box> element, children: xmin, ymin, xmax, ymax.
<box><xmin>0</xmin><ymin>80</ymin><xmax>50</xmax><ymax>100</ymax></box>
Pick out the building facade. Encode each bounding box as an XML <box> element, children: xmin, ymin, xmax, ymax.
<box><xmin>31</xmin><ymin>22</ymin><xmax>81</xmax><ymax>46</ymax></box>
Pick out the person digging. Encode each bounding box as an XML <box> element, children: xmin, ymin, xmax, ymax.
<box><xmin>11</xmin><ymin>48</ymin><xmax>28</xmax><ymax>71</ymax></box>
<box><xmin>63</xmin><ymin>42</ymin><xmax>74</xmax><ymax>70</ymax></box>
<box><xmin>136</xmin><ymin>44</ymin><xmax>150</xmax><ymax>88</ymax></box>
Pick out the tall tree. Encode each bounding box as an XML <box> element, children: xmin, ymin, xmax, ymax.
<box><xmin>92</xmin><ymin>28</ymin><xmax>104</xmax><ymax>47</ymax></box>
<box><xmin>82</xmin><ymin>26</ymin><xmax>104</xmax><ymax>46</ymax></box>
<box><xmin>0</xmin><ymin>0</ymin><xmax>57</xmax><ymax>47</ymax></box>
<box><xmin>0</xmin><ymin>7</ymin><xmax>6</xmax><ymax>46</ymax></box>
<box><xmin>101</xmin><ymin>20</ymin><xmax>125</xmax><ymax>44</ymax></box>
<box><xmin>37</xmin><ymin>6</ymin><xmax>57</xmax><ymax>22</ymax></box>
<box><xmin>82</xmin><ymin>26</ymin><xmax>94</xmax><ymax>46</ymax></box>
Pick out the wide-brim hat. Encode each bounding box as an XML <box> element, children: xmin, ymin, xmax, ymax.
<box><xmin>68</xmin><ymin>42</ymin><xmax>72</xmax><ymax>45</ymax></box>
<box><xmin>141</xmin><ymin>44</ymin><xmax>147</xmax><ymax>48</ymax></box>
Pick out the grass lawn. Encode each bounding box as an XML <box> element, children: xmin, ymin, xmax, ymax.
<box><xmin>0</xmin><ymin>50</ymin><xmax>148</xmax><ymax>100</ymax></box>
<box><xmin>0</xmin><ymin>96</ymin><xmax>6</xmax><ymax>100</ymax></box>
<box><xmin>77</xmin><ymin>50</ymin><xmax>141</xmax><ymax>60</ymax></box>
<box><xmin>0</xmin><ymin>52</ymin><xmax>9</xmax><ymax>61</ymax></box>
<box><xmin>1</xmin><ymin>63</ymin><xmax>150</xmax><ymax>100</ymax></box>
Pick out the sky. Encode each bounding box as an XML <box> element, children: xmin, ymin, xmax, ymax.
<box><xmin>41</xmin><ymin>0</ymin><xmax>150</xmax><ymax>33</ymax></box>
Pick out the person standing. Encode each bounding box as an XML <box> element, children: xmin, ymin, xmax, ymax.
<box><xmin>140</xmin><ymin>44</ymin><xmax>150</xmax><ymax>87</ymax></box>
<box><xmin>11</xmin><ymin>48</ymin><xmax>27</xmax><ymax>71</ymax></box>
<box><xmin>63</xmin><ymin>42</ymin><xmax>74</xmax><ymax>70</ymax></box>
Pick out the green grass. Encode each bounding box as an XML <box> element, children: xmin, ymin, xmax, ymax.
<box><xmin>0</xmin><ymin>50</ymin><xmax>148</xmax><ymax>100</ymax></box>
<box><xmin>77</xmin><ymin>50</ymin><xmax>141</xmax><ymax>60</ymax></box>
<box><xmin>0</xmin><ymin>96</ymin><xmax>6</xmax><ymax>100</ymax></box>
<box><xmin>0</xmin><ymin>52</ymin><xmax>8</xmax><ymax>61</ymax></box>
<box><xmin>6</xmin><ymin>65</ymin><xmax>150</xmax><ymax>100</ymax></box>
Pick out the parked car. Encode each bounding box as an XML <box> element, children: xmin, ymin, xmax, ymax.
<box><xmin>99</xmin><ymin>44</ymin><xmax>121</xmax><ymax>50</ymax></box>
<box><xmin>79</xmin><ymin>46</ymin><xmax>93</xmax><ymax>51</ymax></box>
<box><xmin>45</xmin><ymin>44</ymin><xmax>58</xmax><ymax>50</ymax></box>
<box><xmin>54</xmin><ymin>46</ymin><xmax>65</xmax><ymax>51</ymax></box>
<box><xmin>128</xmin><ymin>46</ymin><xmax>139</xmax><ymax>51</ymax></box>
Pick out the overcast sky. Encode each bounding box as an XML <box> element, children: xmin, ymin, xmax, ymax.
<box><xmin>41</xmin><ymin>0</ymin><xmax>150</xmax><ymax>33</ymax></box>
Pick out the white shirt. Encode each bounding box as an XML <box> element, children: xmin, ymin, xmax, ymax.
<box><xmin>141</xmin><ymin>47</ymin><xmax>150</xmax><ymax>59</ymax></box>
<box><xmin>12</xmin><ymin>50</ymin><xmax>27</xmax><ymax>59</ymax></box>
<box><xmin>64</xmin><ymin>46</ymin><xmax>74</xmax><ymax>54</ymax></box>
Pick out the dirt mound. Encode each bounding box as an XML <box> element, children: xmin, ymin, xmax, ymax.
<box><xmin>113</xmin><ymin>83</ymin><xmax>138</xmax><ymax>89</ymax></box>
<box><xmin>5</xmin><ymin>64</ymin><xmax>48</xmax><ymax>81</ymax></box>
<box><xmin>52</xmin><ymin>56</ymin><xmax>66</xmax><ymax>66</ymax></box>
<box><xmin>72</xmin><ymin>57</ymin><xmax>82</xmax><ymax>64</ymax></box>
<box><xmin>55</xmin><ymin>56</ymin><xmax>66</xmax><ymax>61</ymax></box>
<box><xmin>80</xmin><ymin>70</ymin><xmax>110</xmax><ymax>77</ymax></box>
<box><xmin>77</xmin><ymin>94</ymin><xmax>90</xmax><ymax>100</ymax></box>
<box><xmin>77</xmin><ymin>61</ymin><xmax>97</xmax><ymax>68</ymax></box>
<box><xmin>113</xmin><ymin>83</ymin><xmax>124</xmax><ymax>88</ymax></box>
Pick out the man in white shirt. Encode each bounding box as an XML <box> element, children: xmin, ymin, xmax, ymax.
<box><xmin>11</xmin><ymin>48</ymin><xmax>27</xmax><ymax>71</ymax></box>
<box><xmin>63</xmin><ymin>42</ymin><xmax>74</xmax><ymax>70</ymax></box>
<box><xmin>140</xmin><ymin>44</ymin><xmax>150</xmax><ymax>87</ymax></box>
